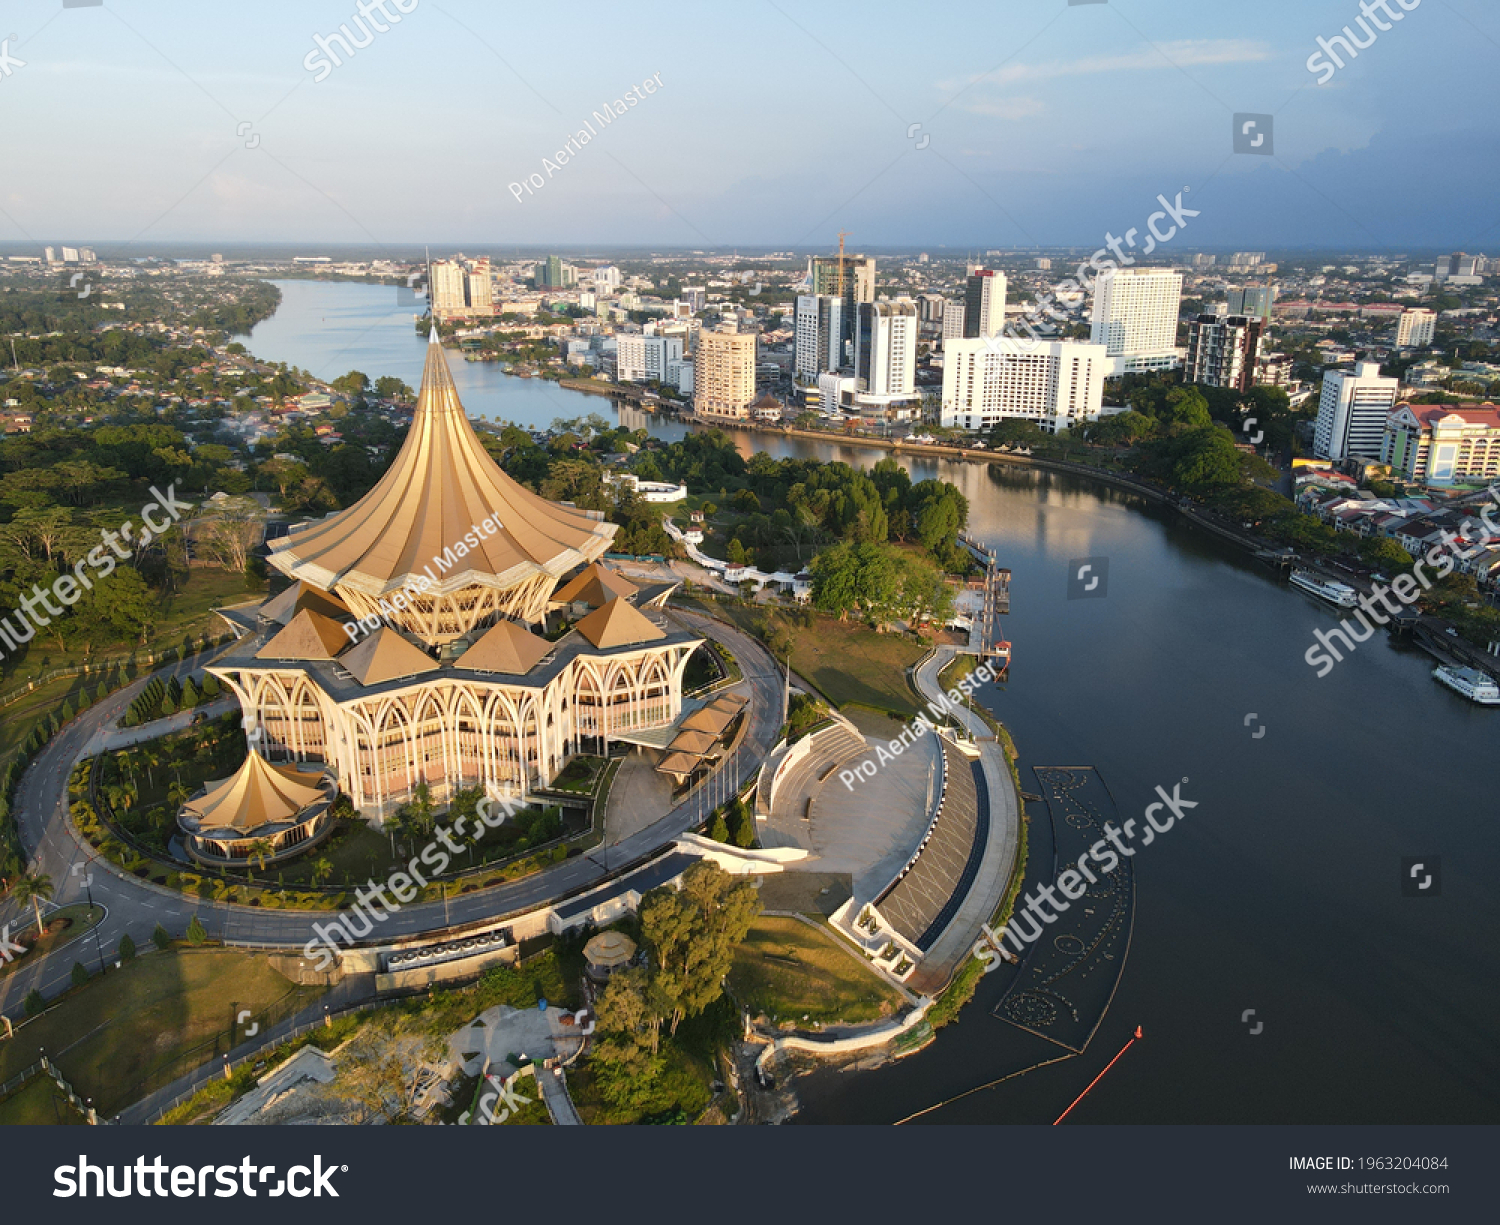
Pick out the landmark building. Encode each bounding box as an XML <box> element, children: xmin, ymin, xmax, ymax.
<box><xmin>211</xmin><ymin>330</ymin><xmax>700</xmax><ymax>819</ymax></box>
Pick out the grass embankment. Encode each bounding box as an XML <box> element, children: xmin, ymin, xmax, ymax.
<box><xmin>729</xmin><ymin>915</ymin><xmax>904</xmax><ymax>1027</ymax></box>
<box><xmin>682</xmin><ymin>597</ymin><xmax>925</xmax><ymax>718</ymax></box>
<box><xmin>0</xmin><ymin>948</ymin><xmax>326</xmax><ymax>1117</ymax></box>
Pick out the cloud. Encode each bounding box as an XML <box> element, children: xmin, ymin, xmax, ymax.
<box><xmin>944</xmin><ymin>38</ymin><xmax>1271</xmax><ymax>96</ymax></box>
<box><xmin>961</xmin><ymin>95</ymin><xmax>1045</xmax><ymax>120</ymax></box>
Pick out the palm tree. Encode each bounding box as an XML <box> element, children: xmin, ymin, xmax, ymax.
<box><xmin>13</xmin><ymin>872</ymin><xmax>54</xmax><ymax>937</ymax></box>
<box><xmin>247</xmin><ymin>839</ymin><xmax>274</xmax><ymax>876</ymax></box>
<box><xmin>310</xmin><ymin>858</ymin><xmax>334</xmax><ymax>888</ymax></box>
<box><xmin>167</xmin><ymin>780</ymin><xmax>190</xmax><ymax>810</ymax></box>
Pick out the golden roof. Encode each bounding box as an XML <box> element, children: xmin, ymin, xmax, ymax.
<box><xmin>339</xmin><ymin>626</ymin><xmax>439</xmax><ymax>686</ymax></box>
<box><xmin>260</xmin><ymin>582</ymin><xmax>351</xmax><ymax>627</ymax></box>
<box><xmin>667</xmin><ymin>729</ymin><xmax>720</xmax><ymax>755</ymax></box>
<box><xmin>552</xmin><ymin>564</ymin><xmax>638</xmax><ymax>609</ymax></box>
<box><xmin>575</xmin><ymin>597</ymin><xmax>666</xmax><ymax>650</ymax></box>
<box><xmin>257</xmin><ymin>607</ymin><xmax>351</xmax><ymax>660</ymax></box>
<box><xmin>181</xmin><ymin>751</ymin><xmax>328</xmax><ymax>834</ymax></box>
<box><xmin>266</xmin><ymin>328</ymin><xmax>616</xmax><ymax>599</ymax></box>
<box><xmin>655</xmin><ymin>752</ymin><xmax>701</xmax><ymax>777</ymax></box>
<box><xmin>583</xmin><ymin>930</ymin><xmax>637</xmax><ymax>967</ymax></box>
<box><xmin>455</xmin><ymin>619</ymin><xmax>553</xmax><ymax>675</ymax></box>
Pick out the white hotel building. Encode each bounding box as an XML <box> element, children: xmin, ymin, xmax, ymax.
<box><xmin>1089</xmin><ymin>267</ymin><xmax>1183</xmax><ymax>374</ymax></box>
<box><xmin>1313</xmin><ymin>362</ymin><xmax>1399</xmax><ymax>461</ymax></box>
<box><xmin>940</xmin><ymin>338</ymin><xmax>1107</xmax><ymax>434</ymax></box>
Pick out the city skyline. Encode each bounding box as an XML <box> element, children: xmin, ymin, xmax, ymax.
<box><xmin>0</xmin><ymin>1</ymin><xmax>1494</xmax><ymax>248</ymax></box>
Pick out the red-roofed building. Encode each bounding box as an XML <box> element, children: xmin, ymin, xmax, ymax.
<box><xmin>1383</xmin><ymin>403</ymin><xmax>1500</xmax><ymax>485</ymax></box>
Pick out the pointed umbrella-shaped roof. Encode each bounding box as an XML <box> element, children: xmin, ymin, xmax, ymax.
<box><xmin>552</xmin><ymin>564</ymin><xmax>639</xmax><ymax>609</ymax></box>
<box><xmin>575</xmin><ymin>597</ymin><xmax>666</xmax><ymax>650</ymax></box>
<box><xmin>339</xmin><ymin>626</ymin><xmax>440</xmax><ymax>686</ymax></box>
<box><xmin>259</xmin><ymin>582</ymin><xmax>351</xmax><ymax>627</ymax></box>
<box><xmin>257</xmin><ymin>607</ymin><xmax>351</xmax><ymax>660</ymax></box>
<box><xmin>266</xmin><ymin>327</ymin><xmax>617</xmax><ymax>599</ymax></box>
<box><xmin>455</xmin><ymin>619</ymin><xmax>554</xmax><ymax>675</ymax></box>
<box><xmin>181</xmin><ymin>750</ymin><xmax>329</xmax><ymax>834</ymax></box>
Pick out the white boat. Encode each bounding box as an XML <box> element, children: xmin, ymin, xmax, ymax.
<box><xmin>1289</xmin><ymin>569</ymin><xmax>1359</xmax><ymax>608</ymax></box>
<box><xmin>1433</xmin><ymin>665</ymin><xmax>1500</xmax><ymax>705</ymax></box>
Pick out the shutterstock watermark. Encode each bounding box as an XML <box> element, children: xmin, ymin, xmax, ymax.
<box><xmin>509</xmin><ymin>73</ymin><xmax>664</xmax><ymax>204</ymax></box>
<box><xmin>1307</xmin><ymin>0</ymin><xmax>1422</xmax><ymax>86</ymax></box>
<box><xmin>304</xmin><ymin>0</ymin><xmax>420</xmax><ymax>83</ymax></box>
<box><xmin>301</xmin><ymin>791</ymin><xmax>524</xmax><ymax>971</ymax></box>
<box><xmin>1304</xmin><ymin>495</ymin><xmax>1500</xmax><ymax>678</ymax></box>
<box><xmin>0</xmin><ymin>484</ymin><xmax>191</xmax><ymax>657</ymax></box>
<box><xmin>985</xmin><ymin>190</ymin><xmax>1198</xmax><ymax>361</ymax></box>
<box><xmin>973</xmin><ymin>780</ymin><xmax>1199</xmax><ymax>971</ymax></box>
<box><xmin>54</xmin><ymin>1156</ymin><xmax>343</xmax><ymax>1198</ymax></box>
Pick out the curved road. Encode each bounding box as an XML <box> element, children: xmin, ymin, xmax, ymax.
<box><xmin>1</xmin><ymin>610</ymin><xmax>784</xmax><ymax>1020</ymax></box>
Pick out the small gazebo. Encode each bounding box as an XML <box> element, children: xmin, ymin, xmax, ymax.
<box><xmin>177</xmin><ymin>750</ymin><xmax>336</xmax><ymax>867</ymax></box>
<box><xmin>583</xmin><ymin>930</ymin><xmax>638</xmax><ymax>981</ymax></box>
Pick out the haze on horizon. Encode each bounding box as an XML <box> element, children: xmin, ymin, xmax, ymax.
<box><xmin>0</xmin><ymin>0</ymin><xmax>1495</xmax><ymax>251</ymax></box>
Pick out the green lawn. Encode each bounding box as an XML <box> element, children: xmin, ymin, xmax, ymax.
<box><xmin>694</xmin><ymin>600</ymin><xmax>925</xmax><ymax>717</ymax></box>
<box><xmin>0</xmin><ymin>1074</ymin><xmax>90</xmax><ymax>1125</ymax></box>
<box><xmin>729</xmin><ymin>915</ymin><xmax>904</xmax><ymax>1026</ymax></box>
<box><xmin>0</xmin><ymin>948</ymin><xmax>327</xmax><ymax>1117</ymax></box>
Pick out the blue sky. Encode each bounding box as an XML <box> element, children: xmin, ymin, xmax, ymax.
<box><xmin>0</xmin><ymin>0</ymin><xmax>1495</xmax><ymax>249</ymax></box>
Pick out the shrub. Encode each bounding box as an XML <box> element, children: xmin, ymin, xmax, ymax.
<box><xmin>24</xmin><ymin>989</ymin><xmax>46</xmax><ymax>1016</ymax></box>
<box><xmin>118</xmin><ymin>933</ymin><xmax>136</xmax><ymax>962</ymax></box>
<box><xmin>186</xmin><ymin>915</ymin><xmax>207</xmax><ymax>945</ymax></box>
<box><xmin>152</xmin><ymin>923</ymin><xmax>171</xmax><ymax>950</ymax></box>
<box><xmin>71</xmin><ymin>962</ymin><xmax>90</xmax><ymax>988</ymax></box>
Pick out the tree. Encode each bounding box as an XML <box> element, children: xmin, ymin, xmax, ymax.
<box><xmin>152</xmin><ymin>922</ymin><xmax>171</xmax><ymax>950</ymax></box>
<box><xmin>117</xmin><ymin>932</ymin><xmax>136</xmax><ymax>962</ymax></box>
<box><xmin>14</xmin><ymin>871</ymin><xmax>54</xmax><ymax>937</ymax></box>
<box><xmin>708</xmin><ymin>813</ymin><xmax>730</xmax><ymax>843</ymax></box>
<box><xmin>320</xmin><ymin>1014</ymin><xmax>443</xmax><ymax>1124</ymax></box>
<box><xmin>186</xmin><ymin>914</ymin><xmax>208</xmax><ymax>945</ymax></box>
<box><xmin>638</xmin><ymin>861</ymin><xmax>761</xmax><ymax>1037</ymax></box>
<box><xmin>24</xmin><ymin>989</ymin><xmax>45</xmax><ymax>1017</ymax></box>
<box><xmin>247</xmin><ymin>839</ymin><xmax>274</xmax><ymax>876</ymax></box>
<box><xmin>72</xmin><ymin>961</ymin><xmax>90</xmax><ymax>988</ymax></box>
<box><xmin>311</xmin><ymin>857</ymin><xmax>335</xmax><ymax>887</ymax></box>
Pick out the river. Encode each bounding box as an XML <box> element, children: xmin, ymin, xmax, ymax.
<box><xmin>242</xmin><ymin>280</ymin><xmax>1500</xmax><ymax>1125</ymax></box>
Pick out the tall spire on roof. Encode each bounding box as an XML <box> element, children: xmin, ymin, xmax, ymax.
<box><xmin>264</xmin><ymin>313</ymin><xmax>617</xmax><ymax>639</ymax></box>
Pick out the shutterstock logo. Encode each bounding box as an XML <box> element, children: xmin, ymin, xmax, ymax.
<box><xmin>54</xmin><ymin>1156</ymin><xmax>345</xmax><ymax>1198</ymax></box>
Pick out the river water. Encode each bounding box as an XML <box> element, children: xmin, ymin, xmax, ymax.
<box><xmin>243</xmin><ymin>281</ymin><xmax>1500</xmax><ymax>1125</ymax></box>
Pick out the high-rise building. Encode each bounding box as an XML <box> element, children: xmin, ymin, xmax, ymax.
<box><xmin>43</xmin><ymin>246</ymin><xmax>56</xmax><ymax>263</ymax></box>
<box><xmin>466</xmin><ymin>258</ymin><xmax>493</xmax><ymax>314</ymax></box>
<box><xmin>1185</xmin><ymin>314</ymin><xmax>1264</xmax><ymax>392</ymax></box>
<box><xmin>430</xmin><ymin>260</ymin><xmax>468</xmax><ymax>317</ymax></box>
<box><xmin>940</xmin><ymin>338</ymin><xmax>1106</xmax><ymax>433</ymax></box>
<box><xmin>1226</xmin><ymin>285</ymin><xmax>1276</xmax><ymax>320</ymax></box>
<box><xmin>1089</xmin><ymin>268</ymin><xmax>1183</xmax><ymax>373</ymax></box>
<box><xmin>1228</xmin><ymin>252</ymin><xmax>1266</xmax><ymax>269</ymax></box>
<box><xmin>1192</xmin><ymin>253</ymin><xmax>1217</xmax><ymax>268</ymax></box>
<box><xmin>941</xmin><ymin>301</ymin><xmax>965</xmax><ymax>342</ymax></box>
<box><xmin>963</xmin><ymin>268</ymin><xmax>1007</xmax><ymax>339</ymax></box>
<box><xmin>682</xmin><ymin>286</ymin><xmax>706</xmax><ymax>312</ymax></box>
<box><xmin>1314</xmin><ymin>362</ymin><xmax>1399</xmax><ymax>460</ymax></box>
<box><xmin>80</xmin><ymin>247</ymin><xmax>97</xmax><ymax>264</ymax></box>
<box><xmin>810</xmin><ymin>253</ymin><xmax>876</xmax><ymax>303</ymax></box>
<box><xmin>1396</xmin><ymin>308</ymin><xmax>1437</xmax><ymax>348</ymax></box>
<box><xmin>694</xmin><ymin>329</ymin><xmax>757</xmax><ymax>419</ymax></box>
<box><xmin>536</xmin><ymin>256</ymin><xmax>567</xmax><ymax>289</ymax></box>
<box><xmin>1035</xmin><ymin>258</ymin><xmax>1052</xmax><ymax>271</ymax></box>
<box><xmin>854</xmin><ymin>301</ymin><xmax>918</xmax><ymax>397</ymax></box>
<box><xmin>616</xmin><ymin>335</ymin><xmax>684</xmax><ymax>384</ymax></box>
<box><xmin>794</xmin><ymin>294</ymin><xmax>847</xmax><ymax>381</ymax></box>
<box><xmin>61</xmin><ymin>247</ymin><xmax>80</xmax><ymax>264</ymax></box>
<box><xmin>592</xmin><ymin>265</ymin><xmax>621</xmax><ymax>293</ymax></box>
